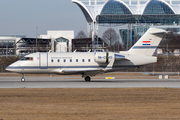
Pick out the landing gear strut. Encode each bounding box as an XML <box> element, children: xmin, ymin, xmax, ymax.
<box><xmin>21</xmin><ymin>74</ymin><xmax>25</xmax><ymax>82</ymax></box>
<box><xmin>84</xmin><ymin>76</ymin><xmax>91</xmax><ymax>82</ymax></box>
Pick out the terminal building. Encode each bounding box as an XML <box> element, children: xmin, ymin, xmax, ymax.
<box><xmin>0</xmin><ymin>35</ymin><xmax>25</xmax><ymax>55</ymax></box>
<box><xmin>0</xmin><ymin>30</ymin><xmax>74</xmax><ymax>55</ymax></box>
<box><xmin>73</xmin><ymin>0</ymin><xmax>180</xmax><ymax>24</ymax></box>
<box><xmin>39</xmin><ymin>30</ymin><xmax>74</xmax><ymax>52</ymax></box>
<box><xmin>0</xmin><ymin>36</ymin><xmax>51</xmax><ymax>55</ymax></box>
<box><xmin>15</xmin><ymin>38</ymin><xmax>51</xmax><ymax>55</ymax></box>
<box><xmin>72</xmin><ymin>37</ymin><xmax>108</xmax><ymax>52</ymax></box>
<box><xmin>1</xmin><ymin>0</ymin><xmax>180</xmax><ymax>55</ymax></box>
<box><xmin>73</xmin><ymin>0</ymin><xmax>180</xmax><ymax>47</ymax></box>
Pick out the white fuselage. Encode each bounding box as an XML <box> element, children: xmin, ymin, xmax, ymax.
<box><xmin>6</xmin><ymin>52</ymin><xmax>156</xmax><ymax>75</ymax></box>
<box><xmin>5</xmin><ymin>28</ymin><xmax>166</xmax><ymax>81</ymax></box>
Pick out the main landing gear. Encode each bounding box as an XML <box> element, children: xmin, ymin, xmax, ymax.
<box><xmin>82</xmin><ymin>73</ymin><xmax>91</xmax><ymax>82</ymax></box>
<box><xmin>21</xmin><ymin>74</ymin><xmax>25</xmax><ymax>82</ymax></box>
<box><xmin>84</xmin><ymin>76</ymin><xmax>91</xmax><ymax>82</ymax></box>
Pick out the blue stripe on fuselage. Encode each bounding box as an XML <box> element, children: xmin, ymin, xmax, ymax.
<box><xmin>6</xmin><ymin>65</ymin><xmax>138</xmax><ymax>70</ymax></box>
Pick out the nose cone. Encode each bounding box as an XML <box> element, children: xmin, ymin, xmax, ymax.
<box><xmin>6</xmin><ymin>65</ymin><xmax>13</xmax><ymax>72</ymax></box>
<box><xmin>6</xmin><ymin>62</ymin><xmax>21</xmax><ymax>73</ymax></box>
<box><xmin>5</xmin><ymin>66</ymin><xmax>9</xmax><ymax>71</ymax></box>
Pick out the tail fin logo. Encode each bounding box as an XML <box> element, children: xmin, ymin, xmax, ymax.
<box><xmin>142</xmin><ymin>41</ymin><xmax>151</xmax><ymax>45</ymax></box>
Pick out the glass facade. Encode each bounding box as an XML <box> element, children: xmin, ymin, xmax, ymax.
<box><xmin>54</xmin><ymin>37</ymin><xmax>69</xmax><ymax>52</ymax></box>
<box><xmin>0</xmin><ymin>39</ymin><xmax>16</xmax><ymax>55</ymax></box>
<box><xmin>98</xmin><ymin>14</ymin><xmax>180</xmax><ymax>24</ymax></box>
<box><xmin>0</xmin><ymin>39</ymin><xmax>15</xmax><ymax>47</ymax></box>
<box><xmin>101</xmin><ymin>0</ymin><xmax>132</xmax><ymax>15</ymax></box>
<box><xmin>143</xmin><ymin>0</ymin><xmax>175</xmax><ymax>14</ymax></box>
<box><xmin>16</xmin><ymin>38</ymin><xmax>51</xmax><ymax>54</ymax></box>
<box><xmin>120</xmin><ymin>29</ymin><xmax>128</xmax><ymax>44</ymax></box>
<box><xmin>97</xmin><ymin>0</ymin><xmax>180</xmax><ymax>24</ymax></box>
<box><xmin>135</xmin><ymin>26</ymin><xmax>150</xmax><ymax>36</ymax></box>
<box><xmin>119</xmin><ymin>29</ymin><xmax>135</xmax><ymax>46</ymax></box>
<box><xmin>55</xmin><ymin>37</ymin><xmax>69</xmax><ymax>47</ymax></box>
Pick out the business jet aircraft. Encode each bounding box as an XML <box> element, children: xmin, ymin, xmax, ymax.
<box><xmin>6</xmin><ymin>28</ymin><xmax>166</xmax><ymax>82</ymax></box>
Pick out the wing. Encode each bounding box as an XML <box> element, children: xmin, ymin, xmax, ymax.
<box><xmin>53</xmin><ymin>68</ymin><xmax>105</xmax><ymax>76</ymax></box>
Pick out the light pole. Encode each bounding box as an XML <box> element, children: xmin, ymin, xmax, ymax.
<box><xmin>36</xmin><ymin>27</ymin><xmax>38</xmax><ymax>52</ymax></box>
<box><xmin>92</xmin><ymin>0</ymin><xmax>98</xmax><ymax>52</ymax></box>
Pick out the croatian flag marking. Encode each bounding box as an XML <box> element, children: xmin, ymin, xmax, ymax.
<box><xmin>142</xmin><ymin>41</ymin><xmax>151</xmax><ymax>45</ymax></box>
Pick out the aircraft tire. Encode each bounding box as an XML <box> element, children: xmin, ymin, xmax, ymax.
<box><xmin>21</xmin><ymin>78</ymin><xmax>25</xmax><ymax>82</ymax></box>
<box><xmin>85</xmin><ymin>76</ymin><xmax>91</xmax><ymax>82</ymax></box>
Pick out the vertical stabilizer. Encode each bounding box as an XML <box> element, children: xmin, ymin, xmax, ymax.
<box><xmin>128</xmin><ymin>28</ymin><xmax>166</xmax><ymax>56</ymax></box>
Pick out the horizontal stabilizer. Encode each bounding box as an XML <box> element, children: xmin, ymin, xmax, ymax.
<box><xmin>150</xmin><ymin>29</ymin><xmax>167</xmax><ymax>34</ymax></box>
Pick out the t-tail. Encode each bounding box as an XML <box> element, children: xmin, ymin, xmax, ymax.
<box><xmin>128</xmin><ymin>28</ymin><xmax>166</xmax><ymax>56</ymax></box>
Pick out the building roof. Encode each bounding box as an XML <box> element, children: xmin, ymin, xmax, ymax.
<box><xmin>72</xmin><ymin>0</ymin><xmax>180</xmax><ymax>24</ymax></box>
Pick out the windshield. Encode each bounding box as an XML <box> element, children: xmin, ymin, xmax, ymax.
<box><xmin>20</xmin><ymin>57</ymin><xmax>33</xmax><ymax>61</ymax></box>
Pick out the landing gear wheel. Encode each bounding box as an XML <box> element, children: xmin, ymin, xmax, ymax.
<box><xmin>21</xmin><ymin>78</ymin><xmax>25</xmax><ymax>82</ymax></box>
<box><xmin>85</xmin><ymin>76</ymin><xmax>91</xmax><ymax>82</ymax></box>
<box><xmin>21</xmin><ymin>74</ymin><xmax>25</xmax><ymax>82</ymax></box>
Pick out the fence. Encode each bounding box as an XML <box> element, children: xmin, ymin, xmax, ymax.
<box><xmin>125</xmin><ymin>64</ymin><xmax>180</xmax><ymax>72</ymax></box>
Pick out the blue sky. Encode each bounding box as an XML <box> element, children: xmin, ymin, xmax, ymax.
<box><xmin>0</xmin><ymin>0</ymin><xmax>87</xmax><ymax>37</ymax></box>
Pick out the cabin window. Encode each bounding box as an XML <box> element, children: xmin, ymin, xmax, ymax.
<box><xmin>76</xmin><ymin>59</ymin><xmax>78</xmax><ymax>62</ymax></box>
<box><xmin>70</xmin><ymin>59</ymin><xmax>72</xmax><ymax>62</ymax></box>
<box><xmin>20</xmin><ymin>57</ymin><xmax>33</xmax><ymax>61</ymax></box>
<box><xmin>57</xmin><ymin>59</ymin><xmax>60</xmax><ymax>62</ymax></box>
<box><xmin>64</xmin><ymin>59</ymin><xmax>66</xmax><ymax>62</ymax></box>
<box><xmin>51</xmin><ymin>59</ymin><xmax>54</xmax><ymax>62</ymax></box>
<box><xmin>82</xmin><ymin>59</ymin><xmax>85</xmax><ymax>62</ymax></box>
<box><xmin>88</xmin><ymin>59</ymin><xmax>90</xmax><ymax>62</ymax></box>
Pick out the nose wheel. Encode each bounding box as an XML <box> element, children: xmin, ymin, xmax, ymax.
<box><xmin>21</xmin><ymin>78</ymin><xmax>25</xmax><ymax>82</ymax></box>
<box><xmin>21</xmin><ymin>74</ymin><xmax>25</xmax><ymax>82</ymax></box>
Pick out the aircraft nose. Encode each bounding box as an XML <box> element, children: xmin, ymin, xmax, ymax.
<box><xmin>6</xmin><ymin>65</ymin><xmax>12</xmax><ymax>72</ymax></box>
<box><xmin>6</xmin><ymin>61</ymin><xmax>23</xmax><ymax>73</ymax></box>
<box><xmin>6</xmin><ymin>63</ymin><xmax>17</xmax><ymax>72</ymax></box>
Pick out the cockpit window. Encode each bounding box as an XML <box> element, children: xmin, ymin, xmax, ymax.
<box><xmin>20</xmin><ymin>57</ymin><xmax>33</xmax><ymax>61</ymax></box>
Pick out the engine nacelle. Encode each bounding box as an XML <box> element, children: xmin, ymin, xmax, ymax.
<box><xmin>95</xmin><ymin>52</ymin><xmax>113</xmax><ymax>64</ymax></box>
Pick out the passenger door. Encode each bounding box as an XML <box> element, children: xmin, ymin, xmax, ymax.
<box><xmin>39</xmin><ymin>53</ymin><xmax>48</xmax><ymax>69</ymax></box>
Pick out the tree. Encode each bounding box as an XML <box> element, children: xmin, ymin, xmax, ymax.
<box><xmin>75</xmin><ymin>30</ymin><xmax>87</xmax><ymax>39</ymax></box>
<box><xmin>109</xmin><ymin>41</ymin><xmax>123</xmax><ymax>52</ymax></box>
<box><xmin>160</xmin><ymin>28</ymin><xmax>180</xmax><ymax>53</ymax></box>
<box><xmin>102</xmin><ymin>28</ymin><xmax>119</xmax><ymax>51</ymax></box>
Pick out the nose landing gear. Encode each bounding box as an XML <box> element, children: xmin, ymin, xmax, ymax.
<box><xmin>21</xmin><ymin>74</ymin><xmax>25</xmax><ymax>82</ymax></box>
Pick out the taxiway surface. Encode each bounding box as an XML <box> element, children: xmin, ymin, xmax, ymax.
<box><xmin>0</xmin><ymin>76</ymin><xmax>180</xmax><ymax>88</ymax></box>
